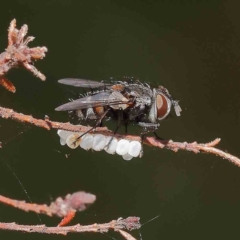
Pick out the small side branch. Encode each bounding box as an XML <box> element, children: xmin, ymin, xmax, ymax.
<box><xmin>145</xmin><ymin>137</ymin><xmax>240</xmax><ymax>166</ymax></box>
<box><xmin>0</xmin><ymin>191</ymin><xmax>96</xmax><ymax>218</ymax></box>
<box><xmin>0</xmin><ymin>106</ymin><xmax>239</xmax><ymax>167</ymax></box>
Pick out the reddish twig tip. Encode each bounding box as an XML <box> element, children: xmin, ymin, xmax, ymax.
<box><xmin>0</xmin><ymin>19</ymin><xmax>48</xmax><ymax>92</ymax></box>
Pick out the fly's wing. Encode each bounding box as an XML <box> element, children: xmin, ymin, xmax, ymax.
<box><xmin>55</xmin><ymin>91</ymin><xmax>129</xmax><ymax>111</ymax></box>
<box><xmin>58</xmin><ymin>78</ymin><xmax>111</xmax><ymax>88</ymax></box>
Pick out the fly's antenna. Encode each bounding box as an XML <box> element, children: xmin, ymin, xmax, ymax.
<box><xmin>172</xmin><ymin>100</ymin><xmax>182</xmax><ymax>117</ymax></box>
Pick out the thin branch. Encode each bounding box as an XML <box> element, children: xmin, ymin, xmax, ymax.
<box><xmin>0</xmin><ymin>191</ymin><xmax>96</xmax><ymax>218</ymax></box>
<box><xmin>118</xmin><ymin>229</ymin><xmax>138</xmax><ymax>240</ymax></box>
<box><xmin>0</xmin><ymin>217</ymin><xmax>140</xmax><ymax>239</ymax></box>
<box><xmin>0</xmin><ymin>106</ymin><xmax>240</xmax><ymax>167</ymax></box>
<box><xmin>0</xmin><ymin>190</ymin><xmax>140</xmax><ymax>239</ymax></box>
<box><xmin>0</xmin><ymin>19</ymin><xmax>47</xmax><ymax>92</ymax></box>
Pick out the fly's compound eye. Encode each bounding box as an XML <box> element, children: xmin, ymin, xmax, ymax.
<box><xmin>156</xmin><ymin>93</ymin><xmax>172</xmax><ymax>120</ymax></box>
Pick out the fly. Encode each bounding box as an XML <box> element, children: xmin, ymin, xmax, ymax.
<box><xmin>55</xmin><ymin>78</ymin><xmax>182</xmax><ymax>137</ymax></box>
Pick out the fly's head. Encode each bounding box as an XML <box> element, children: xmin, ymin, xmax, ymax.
<box><xmin>148</xmin><ymin>86</ymin><xmax>182</xmax><ymax>123</ymax></box>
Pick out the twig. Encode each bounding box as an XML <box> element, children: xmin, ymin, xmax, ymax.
<box><xmin>0</xmin><ymin>106</ymin><xmax>240</xmax><ymax>167</ymax></box>
<box><xmin>0</xmin><ymin>189</ymin><xmax>140</xmax><ymax>239</ymax></box>
<box><xmin>0</xmin><ymin>191</ymin><xmax>96</xmax><ymax>218</ymax></box>
<box><xmin>0</xmin><ymin>217</ymin><xmax>140</xmax><ymax>239</ymax></box>
<box><xmin>118</xmin><ymin>229</ymin><xmax>138</xmax><ymax>240</ymax></box>
<box><xmin>0</xmin><ymin>19</ymin><xmax>47</xmax><ymax>92</ymax></box>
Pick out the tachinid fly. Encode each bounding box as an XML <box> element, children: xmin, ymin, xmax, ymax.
<box><xmin>55</xmin><ymin>78</ymin><xmax>182</xmax><ymax>135</ymax></box>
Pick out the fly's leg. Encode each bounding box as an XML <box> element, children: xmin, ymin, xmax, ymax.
<box><xmin>139</xmin><ymin>123</ymin><xmax>169</xmax><ymax>147</ymax></box>
<box><xmin>153</xmin><ymin>132</ymin><xmax>169</xmax><ymax>144</ymax></box>
<box><xmin>125</xmin><ymin>122</ymin><xmax>128</xmax><ymax>134</ymax></box>
<box><xmin>99</xmin><ymin>121</ymin><xmax>103</xmax><ymax>127</ymax></box>
<box><xmin>138</xmin><ymin>122</ymin><xmax>160</xmax><ymax>157</ymax></box>
<box><xmin>113</xmin><ymin>109</ymin><xmax>124</xmax><ymax>135</ymax></box>
<box><xmin>139</xmin><ymin>133</ymin><xmax>146</xmax><ymax>158</ymax></box>
<box><xmin>74</xmin><ymin>108</ymin><xmax>110</xmax><ymax>144</ymax></box>
<box><xmin>105</xmin><ymin>110</ymin><xmax>124</xmax><ymax>150</ymax></box>
<box><xmin>138</xmin><ymin>122</ymin><xmax>160</xmax><ymax>134</ymax></box>
<box><xmin>153</xmin><ymin>132</ymin><xmax>164</xmax><ymax>140</ymax></box>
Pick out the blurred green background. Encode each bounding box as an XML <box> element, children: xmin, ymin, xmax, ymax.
<box><xmin>0</xmin><ymin>1</ymin><xmax>240</xmax><ymax>239</ymax></box>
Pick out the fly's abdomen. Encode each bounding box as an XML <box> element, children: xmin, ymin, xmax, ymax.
<box><xmin>75</xmin><ymin>109</ymin><xmax>84</xmax><ymax>120</ymax></box>
<box><xmin>93</xmin><ymin>106</ymin><xmax>105</xmax><ymax>117</ymax></box>
<box><xmin>74</xmin><ymin>106</ymin><xmax>106</xmax><ymax>121</ymax></box>
<box><xmin>86</xmin><ymin>108</ymin><xmax>97</xmax><ymax>120</ymax></box>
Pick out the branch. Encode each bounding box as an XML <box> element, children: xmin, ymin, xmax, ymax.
<box><xmin>0</xmin><ymin>191</ymin><xmax>96</xmax><ymax>218</ymax></box>
<box><xmin>0</xmin><ymin>19</ymin><xmax>47</xmax><ymax>92</ymax></box>
<box><xmin>0</xmin><ymin>106</ymin><xmax>240</xmax><ymax>167</ymax></box>
<box><xmin>0</xmin><ymin>191</ymin><xmax>96</xmax><ymax>227</ymax></box>
<box><xmin>0</xmin><ymin>190</ymin><xmax>140</xmax><ymax>239</ymax></box>
<box><xmin>0</xmin><ymin>217</ymin><xmax>140</xmax><ymax>240</ymax></box>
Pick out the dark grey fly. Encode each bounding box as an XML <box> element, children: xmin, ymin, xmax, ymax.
<box><xmin>55</xmin><ymin>78</ymin><xmax>182</xmax><ymax>136</ymax></box>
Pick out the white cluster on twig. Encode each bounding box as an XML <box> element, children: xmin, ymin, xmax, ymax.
<box><xmin>57</xmin><ymin>130</ymin><xmax>142</xmax><ymax>161</ymax></box>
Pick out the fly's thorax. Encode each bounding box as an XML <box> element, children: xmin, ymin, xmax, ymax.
<box><xmin>148</xmin><ymin>88</ymin><xmax>172</xmax><ymax>123</ymax></box>
<box><xmin>109</xmin><ymin>91</ymin><xmax>129</xmax><ymax>110</ymax></box>
<box><xmin>135</xmin><ymin>95</ymin><xmax>152</xmax><ymax>106</ymax></box>
<box><xmin>127</xmin><ymin>84</ymin><xmax>153</xmax><ymax>97</ymax></box>
<box><xmin>125</xmin><ymin>104</ymin><xmax>148</xmax><ymax>121</ymax></box>
<box><xmin>110</xmin><ymin>84</ymin><xmax>125</xmax><ymax>92</ymax></box>
<box><xmin>128</xmin><ymin>85</ymin><xmax>152</xmax><ymax>106</ymax></box>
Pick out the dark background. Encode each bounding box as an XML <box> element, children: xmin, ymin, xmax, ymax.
<box><xmin>0</xmin><ymin>1</ymin><xmax>240</xmax><ymax>239</ymax></box>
